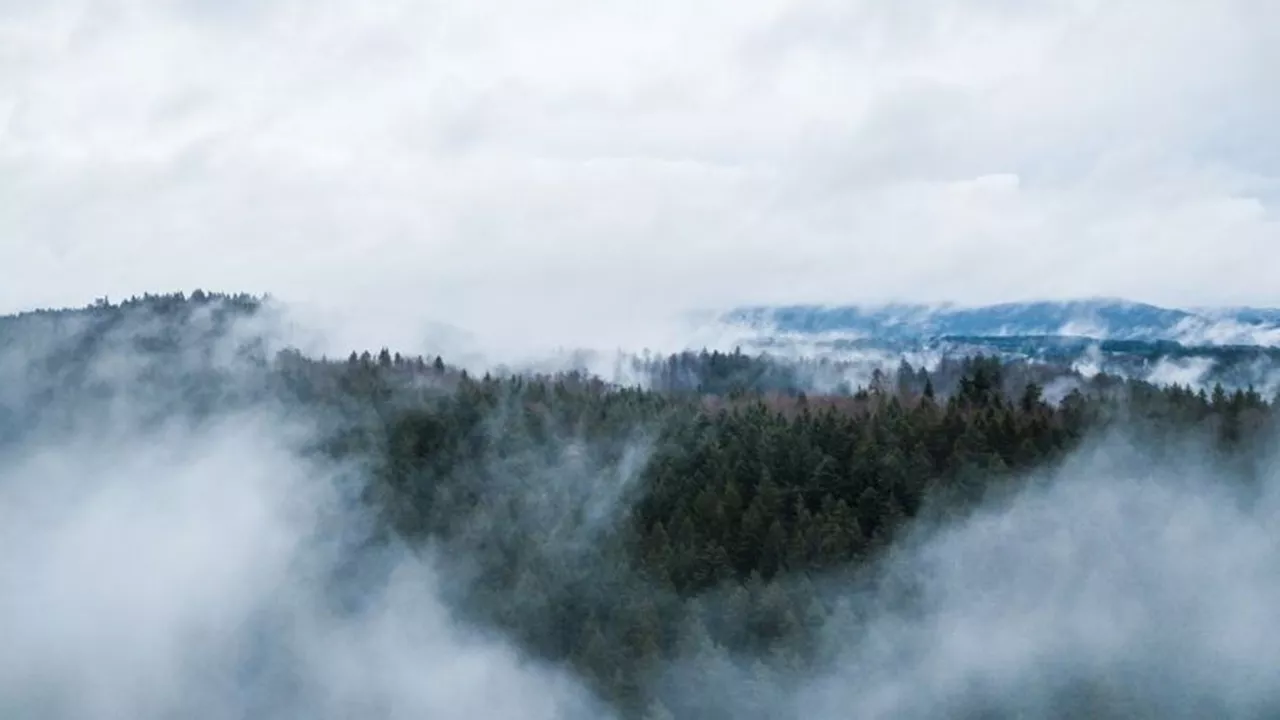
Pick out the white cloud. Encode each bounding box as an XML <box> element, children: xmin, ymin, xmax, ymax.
<box><xmin>2</xmin><ymin>0</ymin><xmax>1278</xmax><ymax>357</ymax></box>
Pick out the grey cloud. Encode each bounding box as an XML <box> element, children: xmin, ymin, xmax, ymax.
<box><xmin>2</xmin><ymin>0</ymin><xmax>1279</xmax><ymax>359</ymax></box>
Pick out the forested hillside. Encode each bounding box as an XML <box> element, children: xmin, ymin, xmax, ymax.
<box><xmin>4</xmin><ymin>293</ymin><xmax>1278</xmax><ymax>719</ymax></box>
<box><xmin>349</xmin><ymin>349</ymin><xmax>1276</xmax><ymax>717</ymax></box>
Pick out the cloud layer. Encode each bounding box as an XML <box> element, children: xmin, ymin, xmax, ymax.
<box><xmin>3</xmin><ymin>0</ymin><xmax>1279</xmax><ymax>353</ymax></box>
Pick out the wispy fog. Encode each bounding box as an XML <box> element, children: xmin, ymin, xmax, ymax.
<box><xmin>642</xmin><ymin>433</ymin><xmax>1280</xmax><ymax>719</ymax></box>
<box><xmin>796</xmin><ymin>436</ymin><xmax>1280</xmax><ymax>718</ymax></box>
<box><xmin>0</xmin><ymin>320</ymin><xmax>613</xmax><ymax>719</ymax></box>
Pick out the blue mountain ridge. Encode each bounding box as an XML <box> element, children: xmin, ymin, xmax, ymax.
<box><xmin>717</xmin><ymin>299</ymin><xmax>1280</xmax><ymax>393</ymax></box>
<box><xmin>724</xmin><ymin>299</ymin><xmax>1280</xmax><ymax>346</ymax></box>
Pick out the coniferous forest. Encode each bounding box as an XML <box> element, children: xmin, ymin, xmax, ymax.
<box><xmin>4</xmin><ymin>292</ymin><xmax>1279</xmax><ymax>719</ymax></box>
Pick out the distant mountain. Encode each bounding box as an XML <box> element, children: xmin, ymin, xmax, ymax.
<box><xmin>725</xmin><ymin>299</ymin><xmax>1280</xmax><ymax>347</ymax></box>
<box><xmin>717</xmin><ymin>299</ymin><xmax>1280</xmax><ymax>395</ymax></box>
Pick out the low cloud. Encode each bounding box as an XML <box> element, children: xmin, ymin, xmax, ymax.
<box><xmin>652</xmin><ymin>431</ymin><xmax>1280</xmax><ymax>718</ymax></box>
<box><xmin>0</xmin><ymin>310</ymin><xmax>614</xmax><ymax>720</ymax></box>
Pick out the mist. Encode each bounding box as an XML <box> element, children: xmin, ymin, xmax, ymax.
<box><xmin>800</xmin><ymin>436</ymin><xmax>1280</xmax><ymax>718</ymax></box>
<box><xmin>642</xmin><ymin>431</ymin><xmax>1280</xmax><ymax>719</ymax></box>
<box><xmin>0</xmin><ymin>312</ymin><xmax>615</xmax><ymax>720</ymax></box>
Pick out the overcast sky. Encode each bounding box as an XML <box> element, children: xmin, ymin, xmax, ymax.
<box><xmin>2</xmin><ymin>0</ymin><xmax>1279</xmax><ymax>352</ymax></box>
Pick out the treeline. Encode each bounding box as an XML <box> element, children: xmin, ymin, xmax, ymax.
<box><xmin>5</xmin><ymin>289</ymin><xmax>263</xmax><ymax>321</ymax></box>
<box><xmin>631</xmin><ymin>347</ymin><xmax>1094</xmax><ymax>401</ymax></box>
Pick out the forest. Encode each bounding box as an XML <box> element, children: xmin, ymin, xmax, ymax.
<box><xmin>4</xmin><ymin>292</ymin><xmax>1279</xmax><ymax>719</ymax></box>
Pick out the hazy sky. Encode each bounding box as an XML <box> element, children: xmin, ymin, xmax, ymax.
<box><xmin>2</xmin><ymin>0</ymin><xmax>1279</xmax><ymax>350</ymax></box>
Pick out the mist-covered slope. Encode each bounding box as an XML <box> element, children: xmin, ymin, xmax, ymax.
<box><xmin>6</xmin><ymin>293</ymin><xmax>1280</xmax><ymax>719</ymax></box>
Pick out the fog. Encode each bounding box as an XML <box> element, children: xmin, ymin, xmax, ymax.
<box><xmin>0</xmin><ymin>317</ymin><xmax>614</xmax><ymax>719</ymax></box>
<box><xmin>641</xmin><ymin>434</ymin><xmax>1280</xmax><ymax>719</ymax></box>
<box><xmin>795</xmin><ymin>436</ymin><xmax>1280</xmax><ymax>718</ymax></box>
